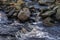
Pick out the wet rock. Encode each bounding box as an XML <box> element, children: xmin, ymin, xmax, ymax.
<box><xmin>53</xmin><ymin>6</ymin><xmax>58</xmax><ymax>11</ymax></box>
<box><xmin>18</xmin><ymin>7</ymin><xmax>31</xmax><ymax>21</ymax></box>
<box><xmin>38</xmin><ymin>0</ymin><xmax>55</xmax><ymax>5</ymax></box>
<box><xmin>35</xmin><ymin>5</ymin><xmax>50</xmax><ymax>13</ymax></box>
<box><xmin>43</xmin><ymin>17</ymin><xmax>55</xmax><ymax>26</ymax></box>
<box><xmin>41</xmin><ymin>11</ymin><xmax>55</xmax><ymax>18</ymax></box>
<box><xmin>56</xmin><ymin>7</ymin><xmax>60</xmax><ymax>21</ymax></box>
<box><xmin>30</xmin><ymin>12</ymin><xmax>40</xmax><ymax>22</ymax></box>
<box><xmin>48</xmin><ymin>4</ymin><xmax>55</xmax><ymax>10</ymax></box>
<box><xmin>0</xmin><ymin>11</ymin><xmax>8</xmax><ymax>23</ymax></box>
<box><xmin>4</xmin><ymin>6</ymin><xmax>14</xmax><ymax>13</ymax></box>
<box><xmin>29</xmin><ymin>6</ymin><xmax>36</xmax><ymax>13</ymax></box>
<box><xmin>7</xmin><ymin>8</ymin><xmax>15</xmax><ymax>17</ymax></box>
<box><xmin>0</xmin><ymin>36</ymin><xmax>16</xmax><ymax>40</ymax></box>
<box><xmin>26</xmin><ymin>37</ymin><xmax>45</xmax><ymax>40</ymax></box>
<box><xmin>20</xmin><ymin>28</ymin><xmax>28</xmax><ymax>34</ymax></box>
<box><xmin>13</xmin><ymin>12</ymin><xmax>18</xmax><ymax>17</ymax></box>
<box><xmin>39</xmin><ymin>6</ymin><xmax>49</xmax><ymax>11</ymax></box>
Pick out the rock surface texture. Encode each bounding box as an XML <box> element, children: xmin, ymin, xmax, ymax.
<box><xmin>0</xmin><ymin>0</ymin><xmax>60</xmax><ymax>40</ymax></box>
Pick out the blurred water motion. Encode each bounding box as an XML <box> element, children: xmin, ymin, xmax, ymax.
<box><xmin>15</xmin><ymin>22</ymin><xmax>60</xmax><ymax>40</ymax></box>
<box><xmin>0</xmin><ymin>0</ymin><xmax>60</xmax><ymax>40</ymax></box>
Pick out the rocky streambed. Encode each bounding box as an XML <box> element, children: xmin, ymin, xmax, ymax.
<box><xmin>0</xmin><ymin>0</ymin><xmax>60</xmax><ymax>40</ymax></box>
<box><xmin>0</xmin><ymin>11</ymin><xmax>60</xmax><ymax>40</ymax></box>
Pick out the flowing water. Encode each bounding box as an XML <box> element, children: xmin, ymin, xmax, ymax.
<box><xmin>0</xmin><ymin>11</ymin><xmax>60</xmax><ymax>40</ymax></box>
<box><xmin>0</xmin><ymin>0</ymin><xmax>60</xmax><ymax>40</ymax></box>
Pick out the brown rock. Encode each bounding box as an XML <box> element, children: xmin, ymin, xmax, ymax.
<box><xmin>18</xmin><ymin>8</ymin><xmax>31</xmax><ymax>21</ymax></box>
<box><xmin>43</xmin><ymin>17</ymin><xmax>55</xmax><ymax>26</ymax></box>
<box><xmin>14</xmin><ymin>0</ymin><xmax>25</xmax><ymax>10</ymax></box>
<box><xmin>56</xmin><ymin>0</ymin><xmax>60</xmax><ymax>3</ymax></box>
<box><xmin>56</xmin><ymin>7</ymin><xmax>60</xmax><ymax>20</ymax></box>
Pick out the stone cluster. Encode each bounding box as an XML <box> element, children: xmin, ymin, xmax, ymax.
<box><xmin>0</xmin><ymin>0</ymin><xmax>59</xmax><ymax>26</ymax></box>
<box><xmin>0</xmin><ymin>0</ymin><xmax>60</xmax><ymax>40</ymax></box>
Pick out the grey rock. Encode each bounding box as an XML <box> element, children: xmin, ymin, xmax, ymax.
<box><xmin>56</xmin><ymin>7</ymin><xmax>60</xmax><ymax>20</ymax></box>
<box><xmin>41</xmin><ymin>11</ymin><xmax>55</xmax><ymax>17</ymax></box>
<box><xmin>38</xmin><ymin>0</ymin><xmax>55</xmax><ymax>4</ymax></box>
<box><xmin>53</xmin><ymin>6</ymin><xmax>58</xmax><ymax>11</ymax></box>
<box><xmin>8</xmin><ymin>8</ymin><xmax>15</xmax><ymax>17</ymax></box>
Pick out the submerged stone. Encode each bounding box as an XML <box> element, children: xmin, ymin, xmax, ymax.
<box><xmin>0</xmin><ymin>11</ymin><xmax>8</xmax><ymax>23</ymax></box>
<box><xmin>43</xmin><ymin>17</ymin><xmax>55</xmax><ymax>26</ymax></box>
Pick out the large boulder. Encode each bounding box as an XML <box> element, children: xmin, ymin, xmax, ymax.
<box><xmin>18</xmin><ymin>8</ymin><xmax>31</xmax><ymax>21</ymax></box>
